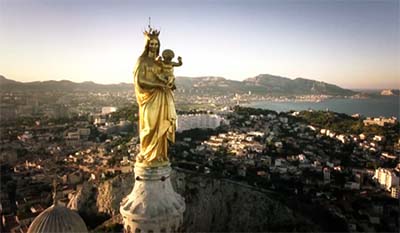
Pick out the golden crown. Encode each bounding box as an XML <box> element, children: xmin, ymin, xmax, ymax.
<box><xmin>143</xmin><ymin>27</ymin><xmax>160</xmax><ymax>40</ymax></box>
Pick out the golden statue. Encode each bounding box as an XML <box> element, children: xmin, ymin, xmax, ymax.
<box><xmin>134</xmin><ymin>27</ymin><xmax>182</xmax><ymax>167</ymax></box>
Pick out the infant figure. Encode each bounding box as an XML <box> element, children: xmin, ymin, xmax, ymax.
<box><xmin>157</xmin><ymin>49</ymin><xmax>182</xmax><ymax>90</ymax></box>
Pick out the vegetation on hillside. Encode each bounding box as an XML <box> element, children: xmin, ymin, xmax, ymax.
<box><xmin>297</xmin><ymin>110</ymin><xmax>399</xmax><ymax>136</ymax></box>
<box><xmin>109</xmin><ymin>104</ymin><xmax>138</xmax><ymax>123</ymax></box>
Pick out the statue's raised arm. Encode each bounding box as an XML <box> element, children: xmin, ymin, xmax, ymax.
<box><xmin>173</xmin><ymin>56</ymin><xmax>183</xmax><ymax>67</ymax></box>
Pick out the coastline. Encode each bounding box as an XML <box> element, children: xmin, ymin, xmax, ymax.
<box><xmin>243</xmin><ymin>95</ymin><xmax>399</xmax><ymax>118</ymax></box>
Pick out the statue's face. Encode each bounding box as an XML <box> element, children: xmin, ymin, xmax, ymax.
<box><xmin>149</xmin><ymin>39</ymin><xmax>159</xmax><ymax>53</ymax></box>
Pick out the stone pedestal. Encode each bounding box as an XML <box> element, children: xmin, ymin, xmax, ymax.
<box><xmin>120</xmin><ymin>164</ymin><xmax>185</xmax><ymax>233</ymax></box>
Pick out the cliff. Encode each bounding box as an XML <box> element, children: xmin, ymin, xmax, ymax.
<box><xmin>69</xmin><ymin>169</ymin><xmax>317</xmax><ymax>232</ymax></box>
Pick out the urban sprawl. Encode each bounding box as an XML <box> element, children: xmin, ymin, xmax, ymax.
<box><xmin>0</xmin><ymin>90</ymin><xmax>399</xmax><ymax>232</ymax></box>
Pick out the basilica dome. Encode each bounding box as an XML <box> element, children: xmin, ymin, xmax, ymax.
<box><xmin>27</xmin><ymin>204</ymin><xmax>88</xmax><ymax>233</ymax></box>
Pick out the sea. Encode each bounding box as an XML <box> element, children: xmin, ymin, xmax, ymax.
<box><xmin>245</xmin><ymin>96</ymin><xmax>399</xmax><ymax>118</ymax></box>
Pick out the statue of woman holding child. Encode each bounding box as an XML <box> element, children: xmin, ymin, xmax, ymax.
<box><xmin>121</xmin><ymin>26</ymin><xmax>186</xmax><ymax>233</ymax></box>
<box><xmin>133</xmin><ymin>27</ymin><xmax>182</xmax><ymax>167</ymax></box>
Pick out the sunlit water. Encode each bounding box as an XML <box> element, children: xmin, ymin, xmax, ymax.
<box><xmin>245</xmin><ymin>96</ymin><xmax>399</xmax><ymax>118</ymax></box>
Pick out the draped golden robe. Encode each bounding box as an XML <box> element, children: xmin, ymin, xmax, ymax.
<box><xmin>134</xmin><ymin>56</ymin><xmax>176</xmax><ymax>167</ymax></box>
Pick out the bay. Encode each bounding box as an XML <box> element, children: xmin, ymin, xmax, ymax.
<box><xmin>245</xmin><ymin>96</ymin><xmax>399</xmax><ymax>118</ymax></box>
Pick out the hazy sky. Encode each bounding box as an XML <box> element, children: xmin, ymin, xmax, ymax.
<box><xmin>1</xmin><ymin>0</ymin><xmax>399</xmax><ymax>89</ymax></box>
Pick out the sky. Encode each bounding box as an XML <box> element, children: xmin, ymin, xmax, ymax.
<box><xmin>0</xmin><ymin>0</ymin><xmax>399</xmax><ymax>89</ymax></box>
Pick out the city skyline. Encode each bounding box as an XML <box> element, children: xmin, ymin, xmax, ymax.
<box><xmin>1</xmin><ymin>0</ymin><xmax>399</xmax><ymax>89</ymax></box>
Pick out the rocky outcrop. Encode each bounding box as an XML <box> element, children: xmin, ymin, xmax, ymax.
<box><xmin>174</xmin><ymin>171</ymin><xmax>313</xmax><ymax>232</ymax></box>
<box><xmin>96</xmin><ymin>174</ymin><xmax>133</xmax><ymax>216</ymax></box>
<box><xmin>69</xmin><ymin>169</ymin><xmax>317</xmax><ymax>232</ymax></box>
<box><xmin>68</xmin><ymin>181</ymin><xmax>98</xmax><ymax>214</ymax></box>
<box><xmin>68</xmin><ymin>175</ymin><xmax>133</xmax><ymax>216</ymax></box>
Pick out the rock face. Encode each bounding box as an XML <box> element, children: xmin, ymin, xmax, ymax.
<box><xmin>69</xmin><ymin>169</ymin><xmax>316</xmax><ymax>232</ymax></box>
<box><xmin>175</xmin><ymin>171</ymin><xmax>310</xmax><ymax>232</ymax></box>
<box><xmin>68</xmin><ymin>175</ymin><xmax>134</xmax><ymax>216</ymax></box>
<box><xmin>68</xmin><ymin>181</ymin><xmax>97</xmax><ymax>213</ymax></box>
<box><xmin>97</xmin><ymin>175</ymin><xmax>134</xmax><ymax>216</ymax></box>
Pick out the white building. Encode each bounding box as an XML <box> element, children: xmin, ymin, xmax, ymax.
<box><xmin>373</xmin><ymin>135</ymin><xmax>385</xmax><ymax>142</ymax></box>
<box><xmin>391</xmin><ymin>186</ymin><xmax>400</xmax><ymax>199</ymax></box>
<box><xmin>177</xmin><ymin>114</ymin><xmax>226</xmax><ymax>132</ymax></box>
<box><xmin>94</xmin><ymin>115</ymin><xmax>106</xmax><ymax>125</ymax></box>
<box><xmin>363</xmin><ymin>117</ymin><xmax>397</xmax><ymax>126</ymax></box>
<box><xmin>101</xmin><ymin>106</ymin><xmax>117</xmax><ymax>115</ymax></box>
<box><xmin>373</xmin><ymin>168</ymin><xmax>400</xmax><ymax>191</ymax></box>
<box><xmin>66</xmin><ymin>132</ymin><xmax>80</xmax><ymax>140</ymax></box>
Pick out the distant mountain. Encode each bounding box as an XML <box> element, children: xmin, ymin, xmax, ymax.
<box><xmin>0</xmin><ymin>75</ymin><xmax>19</xmax><ymax>85</ymax></box>
<box><xmin>175</xmin><ymin>76</ymin><xmax>245</xmax><ymax>94</ymax></box>
<box><xmin>0</xmin><ymin>75</ymin><xmax>132</xmax><ymax>92</ymax></box>
<box><xmin>0</xmin><ymin>74</ymin><xmax>356</xmax><ymax>96</ymax></box>
<box><xmin>175</xmin><ymin>74</ymin><xmax>356</xmax><ymax>96</ymax></box>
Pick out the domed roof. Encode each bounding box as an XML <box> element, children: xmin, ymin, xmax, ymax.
<box><xmin>27</xmin><ymin>204</ymin><xmax>88</xmax><ymax>233</ymax></box>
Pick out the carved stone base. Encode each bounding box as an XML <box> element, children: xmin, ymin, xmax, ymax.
<box><xmin>120</xmin><ymin>164</ymin><xmax>185</xmax><ymax>233</ymax></box>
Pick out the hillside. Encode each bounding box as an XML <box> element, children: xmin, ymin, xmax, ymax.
<box><xmin>0</xmin><ymin>75</ymin><xmax>132</xmax><ymax>92</ymax></box>
<box><xmin>176</xmin><ymin>74</ymin><xmax>355</xmax><ymax>96</ymax></box>
<box><xmin>1</xmin><ymin>74</ymin><xmax>355</xmax><ymax>96</ymax></box>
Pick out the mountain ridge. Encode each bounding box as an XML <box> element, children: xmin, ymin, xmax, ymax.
<box><xmin>0</xmin><ymin>74</ymin><xmax>356</xmax><ymax>96</ymax></box>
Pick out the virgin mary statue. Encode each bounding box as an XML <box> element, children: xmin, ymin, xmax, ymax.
<box><xmin>133</xmin><ymin>28</ymin><xmax>177</xmax><ymax>167</ymax></box>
